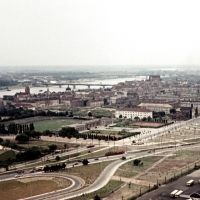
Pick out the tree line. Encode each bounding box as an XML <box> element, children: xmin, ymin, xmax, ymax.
<box><xmin>0</xmin><ymin>107</ymin><xmax>73</xmax><ymax>122</ymax></box>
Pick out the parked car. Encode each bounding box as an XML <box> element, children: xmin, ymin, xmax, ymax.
<box><xmin>94</xmin><ymin>158</ymin><xmax>99</xmax><ymax>160</ymax></box>
<box><xmin>121</xmin><ymin>156</ymin><xmax>126</xmax><ymax>160</ymax></box>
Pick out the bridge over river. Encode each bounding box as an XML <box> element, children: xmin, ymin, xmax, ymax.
<box><xmin>42</xmin><ymin>83</ymin><xmax>115</xmax><ymax>89</ymax></box>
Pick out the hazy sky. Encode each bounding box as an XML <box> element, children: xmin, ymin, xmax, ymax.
<box><xmin>1</xmin><ymin>0</ymin><xmax>200</xmax><ymax>68</ymax></box>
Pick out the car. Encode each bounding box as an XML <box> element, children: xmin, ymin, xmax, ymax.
<box><xmin>121</xmin><ymin>156</ymin><xmax>126</xmax><ymax>160</ymax></box>
<box><xmin>14</xmin><ymin>174</ymin><xmax>21</xmax><ymax>178</ymax></box>
<box><xmin>29</xmin><ymin>169</ymin><xmax>35</xmax><ymax>173</ymax></box>
<box><xmin>94</xmin><ymin>158</ymin><xmax>99</xmax><ymax>160</ymax></box>
<box><xmin>147</xmin><ymin>150</ymin><xmax>151</xmax><ymax>153</ymax></box>
<box><xmin>74</xmin><ymin>162</ymin><xmax>78</xmax><ymax>165</ymax></box>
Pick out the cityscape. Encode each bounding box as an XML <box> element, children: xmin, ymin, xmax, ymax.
<box><xmin>0</xmin><ymin>69</ymin><xmax>200</xmax><ymax>200</ymax></box>
<box><xmin>1</xmin><ymin>0</ymin><xmax>200</xmax><ymax>200</ymax></box>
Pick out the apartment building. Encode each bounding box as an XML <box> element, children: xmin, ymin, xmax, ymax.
<box><xmin>138</xmin><ymin>102</ymin><xmax>172</xmax><ymax>114</ymax></box>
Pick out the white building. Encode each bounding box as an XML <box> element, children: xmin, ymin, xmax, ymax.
<box><xmin>115</xmin><ymin>108</ymin><xmax>152</xmax><ymax>119</ymax></box>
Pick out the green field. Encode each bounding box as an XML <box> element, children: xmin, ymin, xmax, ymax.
<box><xmin>114</xmin><ymin>156</ymin><xmax>163</xmax><ymax>178</ymax></box>
<box><xmin>34</xmin><ymin>119</ymin><xmax>77</xmax><ymax>132</ymax></box>
<box><xmin>69</xmin><ymin>180</ymin><xmax>123</xmax><ymax>200</ymax></box>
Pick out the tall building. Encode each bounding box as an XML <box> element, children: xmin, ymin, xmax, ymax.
<box><xmin>25</xmin><ymin>86</ymin><xmax>30</xmax><ymax>94</ymax></box>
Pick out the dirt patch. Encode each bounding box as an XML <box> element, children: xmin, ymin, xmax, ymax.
<box><xmin>18</xmin><ymin>176</ymin><xmax>72</xmax><ymax>189</ymax></box>
<box><xmin>148</xmin><ymin>159</ymin><xmax>191</xmax><ymax>173</ymax></box>
<box><xmin>132</xmin><ymin>122</ymin><xmax>165</xmax><ymax>128</ymax></box>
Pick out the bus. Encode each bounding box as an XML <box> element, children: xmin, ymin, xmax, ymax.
<box><xmin>35</xmin><ymin>166</ymin><xmax>44</xmax><ymax>171</ymax></box>
<box><xmin>170</xmin><ymin>190</ymin><xmax>178</xmax><ymax>198</ymax></box>
<box><xmin>186</xmin><ymin>179</ymin><xmax>194</xmax><ymax>186</ymax></box>
<box><xmin>175</xmin><ymin>190</ymin><xmax>183</xmax><ymax>197</ymax></box>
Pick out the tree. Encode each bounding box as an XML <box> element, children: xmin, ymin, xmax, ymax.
<box><xmin>56</xmin><ymin>156</ymin><xmax>60</xmax><ymax>161</ymax></box>
<box><xmin>68</xmin><ymin>111</ymin><xmax>73</xmax><ymax>117</ymax></box>
<box><xmin>119</xmin><ymin>114</ymin><xmax>122</xmax><ymax>119</ymax></box>
<box><xmin>141</xmin><ymin>117</ymin><xmax>147</xmax><ymax>121</ymax></box>
<box><xmin>48</xmin><ymin>144</ymin><xmax>57</xmax><ymax>152</ymax></box>
<box><xmin>43</xmin><ymin>130</ymin><xmax>53</xmax><ymax>136</ymax></box>
<box><xmin>195</xmin><ymin>107</ymin><xmax>198</xmax><ymax>117</ymax></box>
<box><xmin>170</xmin><ymin>108</ymin><xmax>176</xmax><ymax>114</ymax></box>
<box><xmin>16</xmin><ymin>146</ymin><xmax>42</xmax><ymax>161</ymax></box>
<box><xmin>58</xmin><ymin>127</ymin><xmax>78</xmax><ymax>138</ymax></box>
<box><xmin>94</xmin><ymin>194</ymin><xmax>101</xmax><ymax>200</ymax></box>
<box><xmin>103</xmin><ymin>98</ymin><xmax>109</xmax><ymax>105</ymax></box>
<box><xmin>29</xmin><ymin>123</ymin><xmax>35</xmax><ymax>131</ymax></box>
<box><xmin>134</xmin><ymin>116</ymin><xmax>140</xmax><ymax>121</ymax></box>
<box><xmin>147</xmin><ymin>116</ymin><xmax>152</xmax><ymax>121</ymax></box>
<box><xmin>133</xmin><ymin>159</ymin><xmax>141</xmax><ymax>166</ymax></box>
<box><xmin>15</xmin><ymin>134</ymin><xmax>29</xmax><ymax>144</ymax></box>
<box><xmin>82</xmin><ymin>159</ymin><xmax>89</xmax><ymax>165</ymax></box>
<box><xmin>88</xmin><ymin>111</ymin><xmax>92</xmax><ymax>118</ymax></box>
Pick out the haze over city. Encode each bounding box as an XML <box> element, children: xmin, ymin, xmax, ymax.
<box><xmin>1</xmin><ymin>2</ymin><xmax>200</xmax><ymax>200</ymax></box>
<box><xmin>0</xmin><ymin>0</ymin><xmax>200</xmax><ymax>72</ymax></box>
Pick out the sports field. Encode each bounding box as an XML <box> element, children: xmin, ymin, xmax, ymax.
<box><xmin>34</xmin><ymin>119</ymin><xmax>77</xmax><ymax>132</ymax></box>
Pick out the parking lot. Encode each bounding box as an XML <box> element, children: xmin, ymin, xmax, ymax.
<box><xmin>138</xmin><ymin>169</ymin><xmax>200</xmax><ymax>200</ymax></box>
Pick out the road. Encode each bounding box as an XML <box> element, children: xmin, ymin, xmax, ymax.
<box><xmin>1</xmin><ymin>116</ymin><xmax>200</xmax><ymax>199</ymax></box>
<box><xmin>1</xmin><ymin>142</ymin><xmax>200</xmax><ymax>200</ymax></box>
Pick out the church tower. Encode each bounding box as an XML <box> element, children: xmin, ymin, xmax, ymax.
<box><xmin>25</xmin><ymin>86</ymin><xmax>30</xmax><ymax>94</ymax></box>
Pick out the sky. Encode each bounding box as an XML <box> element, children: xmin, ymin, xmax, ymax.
<box><xmin>1</xmin><ymin>0</ymin><xmax>200</xmax><ymax>69</ymax></box>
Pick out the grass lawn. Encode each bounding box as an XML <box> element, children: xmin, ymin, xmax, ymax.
<box><xmin>63</xmin><ymin>160</ymin><xmax>114</xmax><ymax>186</ymax></box>
<box><xmin>17</xmin><ymin>139</ymin><xmax>69</xmax><ymax>150</ymax></box>
<box><xmin>114</xmin><ymin>156</ymin><xmax>163</xmax><ymax>178</ymax></box>
<box><xmin>105</xmin><ymin>182</ymin><xmax>149</xmax><ymax>200</ymax></box>
<box><xmin>34</xmin><ymin>119</ymin><xmax>77</xmax><ymax>132</ymax></box>
<box><xmin>69</xmin><ymin>180</ymin><xmax>123</xmax><ymax>200</ymax></box>
<box><xmin>0</xmin><ymin>179</ymin><xmax>57</xmax><ymax>200</ymax></box>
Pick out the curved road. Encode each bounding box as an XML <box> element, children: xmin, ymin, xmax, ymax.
<box><xmin>20</xmin><ymin>142</ymin><xmax>200</xmax><ymax>200</ymax></box>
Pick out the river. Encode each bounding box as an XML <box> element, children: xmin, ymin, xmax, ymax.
<box><xmin>0</xmin><ymin>76</ymin><xmax>146</xmax><ymax>98</ymax></box>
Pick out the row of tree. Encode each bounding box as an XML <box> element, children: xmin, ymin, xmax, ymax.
<box><xmin>15</xmin><ymin>130</ymin><xmax>41</xmax><ymax>144</ymax></box>
<box><xmin>0</xmin><ymin>122</ymin><xmax>34</xmax><ymax>135</ymax></box>
<box><xmin>43</xmin><ymin>163</ymin><xmax>66</xmax><ymax>172</ymax></box>
<box><xmin>0</xmin><ymin>107</ymin><xmax>74</xmax><ymax>122</ymax></box>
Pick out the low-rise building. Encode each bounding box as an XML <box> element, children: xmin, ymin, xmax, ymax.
<box><xmin>138</xmin><ymin>103</ymin><xmax>172</xmax><ymax>114</ymax></box>
<box><xmin>86</xmin><ymin>100</ymin><xmax>104</xmax><ymax>107</ymax></box>
<box><xmin>115</xmin><ymin>108</ymin><xmax>152</xmax><ymax>119</ymax></box>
